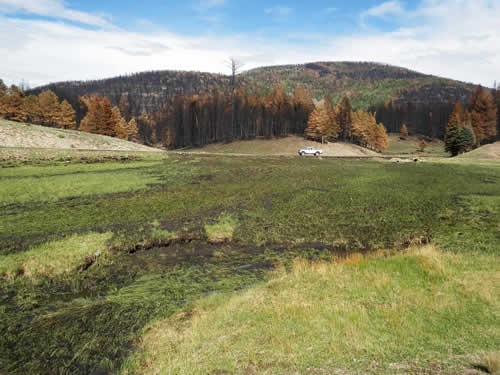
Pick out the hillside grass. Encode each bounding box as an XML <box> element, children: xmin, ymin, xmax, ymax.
<box><xmin>191</xmin><ymin>135</ymin><xmax>378</xmax><ymax>156</ymax></box>
<box><xmin>385</xmin><ymin>134</ymin><xmax>446</xmax><ymax>156</ymax></box>
<box><xmin>126</xmin><ymin>245</ymin><xmax>500</xmax><ymax>375</ymax></box>
<box><xmin>0</xmin><ymin>149</ymin><xmax>499</xmax><ymax>374</ymax></box>
<box><xmin>457</xmin><ymin>141</ymin><xmax>500</xmax><ymax>161</ymax></box>
<box><xmin>0</xmin><ymin>118</ymin><xmax>162</xmax><ymax>152</ymax></box>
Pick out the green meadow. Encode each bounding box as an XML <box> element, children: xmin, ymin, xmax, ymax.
<box><xmin>0</xmin><ymin>149</ymin><xmax>499</xmax><ymax>374</ymax></box>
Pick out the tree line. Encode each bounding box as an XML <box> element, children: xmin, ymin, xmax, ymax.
<box><xmin>443</xmin><ymin>86</ymin><xmax>498</xmax><ymax>155</ymax></box>
<box><xmin>2</xmin><ymin>76</ymin><xmax>498</xmax><ymax>156</ymax></box>
<box><xmin>146</xmin><ymin>86</ymin><xmax>316</xmax><ymax>148</ymax></box>
<box><xmin>0</xmin><ymin>81</ymin><xmax>76</xmax><ymax>129</ymax></box>
<box><xmin>0</xmin><ymin>79</ymin><xmax>139</xmax><ymax>141</ymax></box>
<box><xmin>372</xmin><ymin>85</ymin><xmax>499</xmax><ymax>143</ymax></box>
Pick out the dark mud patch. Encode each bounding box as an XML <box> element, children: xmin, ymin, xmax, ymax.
<box><xmin>190</xmin><ymin>174</ymin><xmax>216</xmax><ymax>184</ymax></box>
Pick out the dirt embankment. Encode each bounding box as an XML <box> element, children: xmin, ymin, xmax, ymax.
<box><xmin>0</xmin><ymin>119</ymin><xmax>161</xmax><ymax>152</ymax></box>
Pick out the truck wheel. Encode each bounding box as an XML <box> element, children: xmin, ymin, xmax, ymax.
<box><xmin>300</xmin><ymin>152</ymin><xmax>304</xmax><ymax>156</ymax></box>
<box><xmin>315</xmin><ymin>152</ymin><xmax>320</xmax><ymax>157</ymax></box>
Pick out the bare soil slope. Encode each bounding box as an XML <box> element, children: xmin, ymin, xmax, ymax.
<box><xmin>195</xmin><ymin>135</ymin><xmax>379</xmax><ymax>157</ymax></box>
<box><xmin>457</xmin><ymin>142</ymin><xmax>500</xmax><ymax>160</ymax></box>
<box><xmin>0</xmin><ymin>120</ymin><xmax>161</xmax><ymax>152</ymax></box>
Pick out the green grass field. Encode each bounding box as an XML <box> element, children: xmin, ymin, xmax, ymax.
<box><xmin>0</xmin><ymin>150</ymin><xmax>499</xmax><ymax>374</ymax></box>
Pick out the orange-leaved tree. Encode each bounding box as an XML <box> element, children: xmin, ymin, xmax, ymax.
<box><xmin>399</xmin><ymin>124</ymin><xmax>408</xmax><ymax>139</ymax></box>
<box><xmin>79</xmin><ymin>95</ymin><xmax>102</xmax><ymax>134</ymax></box>
<box><xmin>112</xmin><ymin>106</ymin><xmax>128</xmax><ymax>139</ymax></box>
<box><xmin>58</xmin><ymin>100</ymin><xmax>77</xmax><ymax>129</ymax></box>
<box><xmin>305</xmin><ymin>104</ymin><xmax>329</xmax><ymax>141</ymax></box>
<box><xmin>468</xmin><ymin>86</ymin><xmax>497</xmax><ymax>145</ymax></box>
<box><xmin>127</xmin><ymin>118</ymin><xmax>139</xmax><ymax>141</ymax></box>
<box><xmin>38</xmin><ymin>90</ymin><xmax>60</xmax><ymax>127</ymax></box>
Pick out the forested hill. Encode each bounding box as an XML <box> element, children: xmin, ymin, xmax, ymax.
<box><xmin>242</xmin><ymin>62</ymin><xmax>475</xmax><ymax>108</ymax></box>
<box><xmin>29</xmin><ymin>61</ymin><xmax>475</xmax><ymax>117</ymax></box>
<box><xmin>28</xmin><ymin>71</ymin><xmax>231</xmax><ymax>122</ymax></box>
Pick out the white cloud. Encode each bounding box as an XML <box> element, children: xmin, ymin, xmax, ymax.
<box><xmin>0</xmin><ymin>0</ymin><xmax>499</xmax><ymax>88</ymax></box>
<box><xmin>0</xmin><ymin>0</ymin><xmax>113</xmax><ymax>28</ymax></box>
<box><xmin>361</xmin><ymin>1</ymin><xmax>404</xmax><ymax>19</ymax></box>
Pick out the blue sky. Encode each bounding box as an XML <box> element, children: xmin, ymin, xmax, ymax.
<box><xmin>0</xmin><ymin>0</ymin><xmax>499</xmax><ymax>87</ymax></box>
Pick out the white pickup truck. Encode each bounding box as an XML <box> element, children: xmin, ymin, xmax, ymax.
<box><xmin>298</xmin><ymin>146</ymin><xmax>323</xmax><ymax>157</ymax></box>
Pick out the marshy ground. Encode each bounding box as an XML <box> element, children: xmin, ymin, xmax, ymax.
<box><xmin>0</xmin><ymin>149</ymin><xmax>499</xmax><ymax>374</ymax></box>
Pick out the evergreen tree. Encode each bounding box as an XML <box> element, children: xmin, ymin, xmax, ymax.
<box><xmin>305</xmin><ymin>104</ymin><xmax>328</xmax><ymax>141</ymax></box>
<box><xmin>336</xmin><ymin>96</ymin><xmax>353</xmax><ymax>142</ymax></box>
<box><xmin>112</xmin><ymin>106</ymin><xmax>128</xmax><ymax>139</ymax></box>
<box><xmin>445</xmin><ymin>121</ymin><xmax>461</xmax><ymax>156</ymax></box>
<box><xmin>116</xmin><ymin>117</ymin><xmax>129</xmax><ymax>139</ymax></box>
<box><xmin>38</xmin><ymin>90</ymin><xmax>60</xmax><ymax>126</ymax></box>
<box><xmin>79</xmin><ymin>95</ymin><xmax>102</xmax><ymax>134</ymax></box>
<box><xmin>23</xmin><ymin>95</ymin><xmax>42</xmax><ymax>124</ymax></box>
<box><xmin>468</xmin><ymin>86</ymin><xmax>497</xmax><ymax>145</ymax></box>
<box><xmin>323</xmin><ymin>95</ymin><xmax>340</xmax><ymax>140</ymax></box>
<box><xmin>375</xmin><ymin>123</ymin><xmax>389</xmax><ymax>152</ymax></box>
<box><xmin>127</xmin><ymin>118</ymin><xmax>139</xmax><ymax>141</ymax></box>
<box><xmin>99</xmin><ymin>97</ymin><xmax>115</xmax><ymax>136</ymax></box>
<box><xmin>59</xmin><ymin>100</ymin><xmax>76</xmax><ymax>129</ymax></box>
<box><xmin>1</xmin><ymin>86</ymin><xmax>26</xmax><ymax>122</ymax></box>
<box><xmin>456</xmin><ymin>127</ymin><xmax>474</xmax><ymax>154</ymax></box>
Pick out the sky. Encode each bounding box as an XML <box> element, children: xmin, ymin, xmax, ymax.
<box><xmin>0</xmin><ymin>0</ymin><xmax>499</xmax><ymax>88</ymax></box>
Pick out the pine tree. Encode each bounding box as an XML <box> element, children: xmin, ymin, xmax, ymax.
<box><xmin>399</xmin><ymin>124</ymin><xmax>408</xmax><ymax>139</ymax></box>
<box><xmin>445</xmin><ymin>121</ymin><xmax>461</xmax><ymax>156</ymax></box>
<box><xmin>23</xmin><ymin>95</ymin><xmax>42</xmax><ymax>124</ymax></box>
<box><xmin>468</xmin><ymin>86</ymin><xmax>497</xmax><ymax>145</ymax></box>
<box><xmin>351</xmin><ymin>110</ymin><xmax>370</xmax><ymax>146</ymax></box>
<box><xmin>456</xmin><ymin>127</ymin><xmax>474</xmax><ymax>154</ymax></box>
<box><xmin>336</xmin><ymin>96</ymin><xmax>352</xmax><ymax>142</ymax></box>
<box><xmin>323</xmin><ymin>95</ymin><xmax>340</xmax><ymax>140</ymax></box>
<box><xmin>38</xmin><ymin>90</ymin><xmax>60</xmax><ymax>126</ymax></box>
<box><xmin>112</xmin><ymin>106</ymin><xmax>128</xmax><ymax>139</ymax></box>
<box><xmin>99</xmin><ymin>97</ymin><xmax>115</xmax><ymax>136</ymax></box>
<box><xmin>449</xmin><ymin>102</ymin><xmax>463</xmax><ymax>125</ymax></box>
<box><xmin>2</xmin><ymin>86</ymin><xmax>26</xmax><ymax>122</ymax></box>
<box><xmin>116</xmin><ymin>117</ymin><xmax>129</xmax><ymax>139</ymax></box>
<box><xmin>79</xmin><ymin>95</ymin><xmax>102</xmax><ymax>134</ymax></box>
<box><xmin>58</xmin><ymin>100</ymin><xmax>76</xmax><ymax>129</ymax></box>
<box><xmin>127</xmin><ymin>118</ymin><xmax>139</xmax><ymax>141</ymax></box>
<box><xmin>305</xmin><ymin>104</ymin><xmax>329</xmax><ymax>141</ymax></box>
<box><xmin>292</xmin><ymin>86</ymin><xmax>314</xmax><ymax>134</ymax></box>
<box><xmin>375</xmin><ymin>123</ymin><xmax>389</xmax><ymax>152</ymax></box>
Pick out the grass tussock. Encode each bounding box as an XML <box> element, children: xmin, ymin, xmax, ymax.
<box><xmin>481</xmin><ymin>352</ymin><xmax>500</xmax><ymax>374</ymax></box>
<box><xmin>0</xmin><ymin>232</ymin><xmax>112</xmax><ymax>279</ymax></box>
<box><xmin>126</xmin><ymin>245</ymin><xmax>500</xmax><ymax>375</ymax></box>
<box><xmin>205</xmin><ymin>215</ymin><xmax>237</xmax><ymax>243</ymax></box>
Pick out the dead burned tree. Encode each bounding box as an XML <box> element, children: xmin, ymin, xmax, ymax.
<box><xmin>227</xmin><ymin>57</ymin><xmax>244</xmax><ymax>142</ymax></box>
